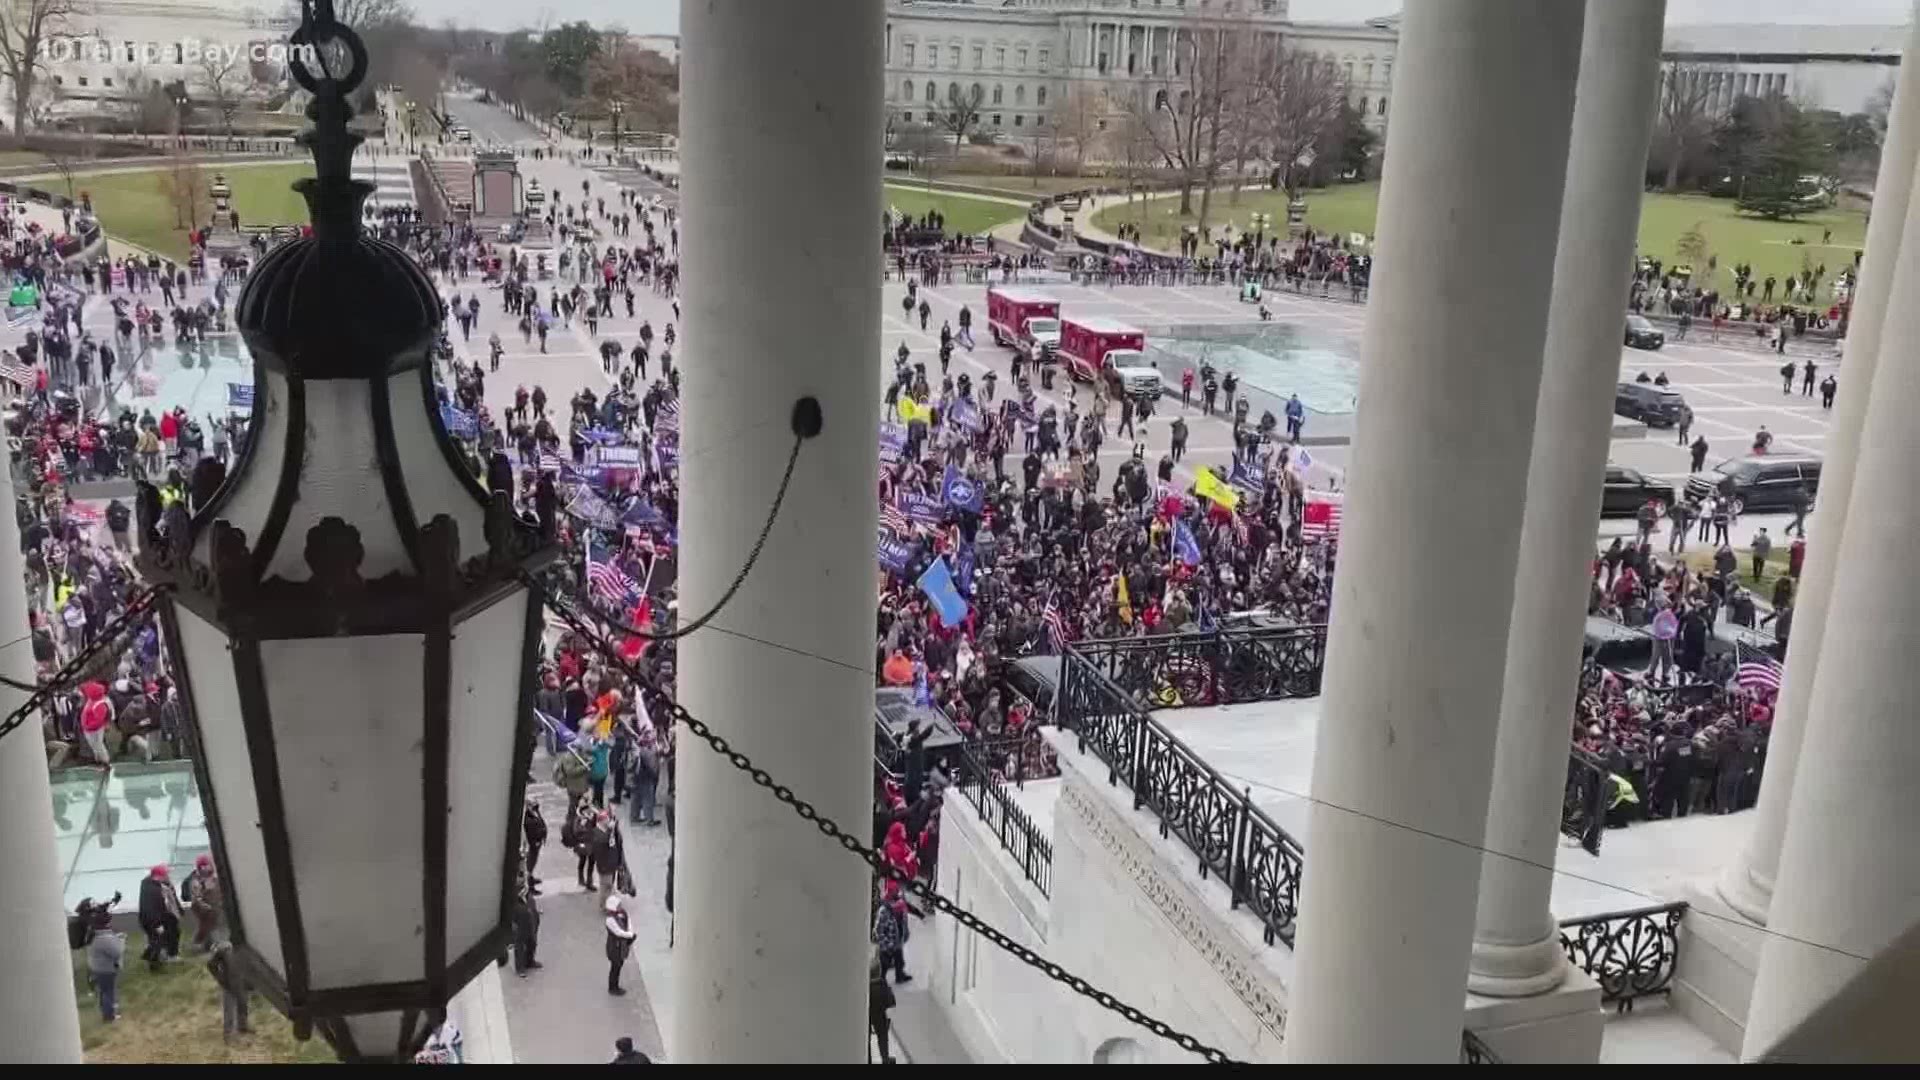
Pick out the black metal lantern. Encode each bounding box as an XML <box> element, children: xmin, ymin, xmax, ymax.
<box><xmin>133</xmin><ymin>2</ymin><xmax>555</xmax><ymax>1063</ymax></box>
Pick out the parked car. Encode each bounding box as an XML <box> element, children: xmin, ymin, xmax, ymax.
<box><xmin>1614</xmin><ymin>381</ymin><xmax>1688</xmax><ymax>428</ymax></box>
<box><xmin>1600</xmin><ymin>464</ymin><xmax>1676</xmax><ymax>517</ymax></box>
<box><xmin>1684</xmin><ymin>456</ymin><xmax>1822</xmax><ymax>515</ymax></box>
<box><xmin>1625</xmin><ymin>314</ymin><xmax>1665</xmax><ymax>349</ymax></box>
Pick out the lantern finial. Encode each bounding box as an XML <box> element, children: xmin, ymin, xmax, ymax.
<box><xmin>289</xmin><ymin>0</ymin><xmax>371</xmax><ymax>243</ymax></box>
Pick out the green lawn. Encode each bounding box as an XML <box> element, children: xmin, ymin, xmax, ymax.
<box><xmin>884</xmin><ymin>182</ymin><xmax>1026</xmax><ymax>236</ymax></box>
<box><xmin>0</xmin><ymin>148</ymin><xmax>50</xmax><ymax>169</ymax></box>
<box><xmin>76</xmin><ymin>945</ymin><xmax>332</xmax><ymax>1063</ymax></box>
<box><xmin>79</xmin><ymin>163</ymin><xmax>315</xmax><ymax>261</ymax></box>
<box><xmin>1093</xmin><ymin>183</ymin><xmax>1869</xmax><ymax>300</ymax></box>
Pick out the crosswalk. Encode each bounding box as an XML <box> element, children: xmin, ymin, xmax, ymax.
<box><xmin>353</xmin><ymin>159</ymin><xmax>416</xmax><ymax>210</ymax></box>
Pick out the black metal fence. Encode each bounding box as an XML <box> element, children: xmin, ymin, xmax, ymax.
<box><xmin>1058</xmin><ymin>637</ymin><xmax>1309</xmax><ymax>946</ymax></box>
<box><xmin>1460</xmin><ymin>1028</ymin><xmax>1503</xmax><ymax>1064</ymax></box>
<box><xmin>1563</xmin><ymin>747</ymin><xmax>1610</xmax><ymax>856</ymax></box>
<box><xmin>1072</xmin><ymin>625</ymin><xmax>1328</xmax><ymax>709</ymax></box>
<box><xmin>954</xmin><ymin>743</ymin><xmax>1054</xmax><ymax>897</ymax></box>
<box><xmin>1558</xmin><ymin>901</ymin><xmax>1688</xmax><ymax>1010</ymax></box>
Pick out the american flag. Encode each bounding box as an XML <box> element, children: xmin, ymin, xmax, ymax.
<box><xmin>654</xmin><ymin>398</ymin><xmax>680</xmax><ymax>437</ymax></box>
<box><xmin>880</xmin><ymin>501</ymin><xmax>910</xmax><ymax>536</ymax></box>
<box><xmin>587</xmin><ymin>543</ymin><xmax>639</xmax><ymax>607</ymax></box>
<box><xmin>538</xmin><ymin>451</ymin><xmax>567</xmax><ymax>474</ymax></box>
<box><xmin>1042</xmin><ymin>593</ymin><xmax>1068</xmax><ymax>652</ymax></box>
<box><xmin>1735</xmin><ymin>647</ymin><xmax>1783</xmax><ymax>692</ymax></box>
<box><xmin>1302</xmin><ymin>494</ymin><xmax>1344</xmax><ymax>541</ymax></box>
<box><xmin>0</xmin><ymin>358</ymin><xmax>34</xmax><ymax>391</ymax></box>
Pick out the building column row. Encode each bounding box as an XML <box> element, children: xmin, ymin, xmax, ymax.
<box><xmin>1741</xmin><ymin>11</ymin><xmax>1920</xmax><ymax>1056</ymax></box>
<box><xmin>1468</xmin><ymin>0</ymin><xmax>1666</xmax><ymax>999</ymax></box>
<box><xmin>1715</xmin><ymin>10</ymin><xmax>1920</xmax><ymax>928</ymax></box>
<box><xmin>1282</xmin><ymin>0</ymin><xmax>1587</xmax><ymax>1062</ymax></box>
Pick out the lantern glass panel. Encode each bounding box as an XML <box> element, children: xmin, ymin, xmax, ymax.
<box><xmin>445</xmin><ymin>587</ymin><xmax>530</xmax><ymax>952</ymax></box>
<box><xmin>260</xmin><ymin>633</ymin><xmax>426</xmax><ymax>991</ymax></box>
<box><xmin>264</xmin><ymin>379</ymin><xmax>412</xmax><ymax>581</ymax></box>
<box><xmin>388</xmin><ymin>367</ymin><xmax>490</xmax><ymax>564</ymax></box>
<box><xmin>175</xmin><ymin>607</ymin><xmax>285</xmax><ymax>979</ymax></box>
<box><xmin>194</xmin><ymin>367</ymin><xmax>290</xmax><ymax>567</ymax></box>
<box><xmin>342</xmin><ymin>1010</ymin><xmax>410</xmax><ymax>1061</ymax></box>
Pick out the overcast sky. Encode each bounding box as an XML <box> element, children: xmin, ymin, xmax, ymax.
<box><xmin>404</xmin><ymin>0</ymin><xmax>1912</xmax><ymax>35</ymax></box>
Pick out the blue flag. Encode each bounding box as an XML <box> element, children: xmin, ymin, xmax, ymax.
<box><xmin>622</xmin><ymin>500</ymin><xmax>666</xmax><ymax>529</ymax></box>
<box><xmin>917</xmin><ymin>556</ymin><xmax>968</xmax><ymax>628</ymax></box>
<box><xmin>1229</xmin><ymin>456</ymin><xmax>1266</xmax><ymax>492</ymax></box>
<box><xmin>943</xmin><ymin>465</ymin><xmax>984</xmax><ymax>515</ymax></box>
<box><xmin>228</xmin><ymin>382</ymin><xmax>255</xmax><ymax>409</ymax></box>
<box><xmin>955</xmin><ymin>543</ymin><xmax>977</xmax><ymax>595</ymax></box>
<box><xmin>950</xmin><ymin>397</ymin><xmax>983</xmax><ymax>434</ymax></box>
<box><xmin>902</xmin><ymin>492</ymin><xmax>945</xmax><ymax>526</ymax></box>
<box><xmin>1173</xmin><ymin>519</ymin><xmax>1202</xmax><ymax>567</ymax></box>
<box><xmin>878</xmin><ymin>422</ymin><xmax>908</xmax><ymax>464</ymax></box>
<box><xmin>876</xmin><ymin>529</ymin><xmax>914</xmax><ymax>574</ymax></box>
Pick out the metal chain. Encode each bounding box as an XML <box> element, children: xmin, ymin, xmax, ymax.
<box><xmin>0</xmin><ymin>584</ymin><xmax>171</xmax><ymax>741</ymax></box>
<box><xmin>539</xmin><ymin>585</ymin><xmax>1240</xmax><ymax>1064</ymax></box>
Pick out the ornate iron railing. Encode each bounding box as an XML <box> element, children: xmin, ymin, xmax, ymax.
<box><xmin>874</xmin><ymin>718</ymin><xmax>1055</xmax><ymax>896</ymax></box>
<box><xmin>953</xmin><ymin>743</ymin><xmax>1053</xmax><ymax>897</ymax></box>
<box><xmin>1460</xmin><ymin>1028</ymin><xmax>1504</xmax><ymax>1064</ymax></box>
<box><xmin>1558</xmin><ymin>901</ymin><xmax>1688</xmax><ymax>1010</ymax></box>
<box><xmin>1073</xmin><ymin>625</ymin><xmax>1328</xmax><ymax>708</ymax></box>
<box><xmin>1562</xmin><ymin>747</ymin><xmax>1610</xmax><ymax>856</ymax></box>
<box><xmin>1058</xmin><ymin>648</ymin><xmax>1305</xmax><ymax>946</ymax></box>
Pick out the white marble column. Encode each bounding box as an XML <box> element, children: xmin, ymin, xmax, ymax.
<box><xmin>0</xmin><ymin>444</ymin><xmax>85</xmax><ymax>1063</ymax></box>
<box><xmin>672</xmin><ymin>0</ymin><xmax>884</xmax><ymax>1063</ymax></box>
<box><xmin>1740</xmin><ymin>147</ymin><xmax>1920</xmax><ymax>1058</ymax></box>
<box><xmin>1715</xmin><ymin>13</ymin><xmax>1920</xmax><ymax>926</ymax></box>
<box><xmin>1280</xmin><ymin>0</ymin><xmax>1585</xmax><ymax>1063</ymax></box>
<box><xmin>1468</xmin><ymin>0</ymin><xmax>1666</xmax><ymax>998</ymax></box>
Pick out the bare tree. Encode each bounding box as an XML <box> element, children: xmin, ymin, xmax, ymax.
<box><xmin>895</xmin><ymin>122</ymin><xmax>944</xmax><ymax>185</ymax></box>
<box><xmin>0</xmin><ymin>0</ymin><xmax>75</xmax><ymax>139</ymax></box>
<box><xmin>1657</xmin><ymin>62</ymin><xmax>1726</xmax><ymax>192</ymax></box>
<box><xmin>585</xmin><ymin>32</ymin><xmax>678</xmax><ymax>137</ymax></box>
<box><xmin>197</xmin><ymin>49</ymin><xmax>259</xmax><ymax>137</ymax></box>
<box><xmin>158</xmin><ymin>152</ymin><xmax>211</xmax><ymax>231</ymax></box>
<box><xmin>940</xmin><ymin>84</ymin><xmax>984</xmax><ymax>153</ymax></box>
<box><xmin>1048</xmin><ymin>84</ymin><xmax>1101</xmax><ymax>175</ymax></box>
<box><xmin>1253</xmin><ymin>45</ymin><xmax>1345</xmax><ymax>200</ymax></box>
<box><xmin>1117</xmin><ymin>13</ymin><xmax>1245</xmax><ymax>239</ymax></box>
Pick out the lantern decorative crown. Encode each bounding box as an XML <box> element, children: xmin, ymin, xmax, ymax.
<box><xmin>133</xmin><ymin>0</ymin><xmax>555</xmax><ymax>1062</ymax></box>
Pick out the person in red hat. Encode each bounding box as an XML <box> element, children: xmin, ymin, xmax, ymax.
<box><xmin>137</xmin><ymin>864</ymin><xmax>183</xmax><ymax>970</ymax></box>
<box><xmin>182</xmin><ymin>853</ymin><xmax>222</xmax><ymax>952</ymax></box>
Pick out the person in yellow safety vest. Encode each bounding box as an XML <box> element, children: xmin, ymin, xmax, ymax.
<box><xmin>1606</xmin><ymin>771</ymin><xmax>1640</xmax><ymax>828</ymax></box>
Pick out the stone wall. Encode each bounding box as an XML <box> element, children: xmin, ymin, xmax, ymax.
<box><xmin>929</xmin><ymin>732</ymin><xmax>1292</xmax><ymax>1063</ymax></box>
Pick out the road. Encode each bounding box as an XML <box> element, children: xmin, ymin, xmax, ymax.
<box><xmin>443</xmin><ymin>92</ymin><xmax>549</xmax><ymax>149</ymax></box>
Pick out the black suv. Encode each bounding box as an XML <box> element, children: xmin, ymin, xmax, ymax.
<box><xmin>1615</xmin><ymin>382</ymin><xmax>1688</xmax><ymax>428</ymax></box>
<box><xmin>1600</xmin><ymin>464</ymin><xmax>1676</xmax><ymax>517</ymax></box>
<box><xmin>1625</xmin><ymin>314</ymin><xmax>1666</xmax><ymax>349</ymax></box>
<box><xmin>1685</xmin><ymin>456</ymin><xmax>1822</xmax><ymax>515</ymax></box>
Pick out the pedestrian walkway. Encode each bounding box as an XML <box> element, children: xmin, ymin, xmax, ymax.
<box><xmin>351</xmin><ymin>159</ymin><xmax>415</xmax><ymax>210</ymax></box>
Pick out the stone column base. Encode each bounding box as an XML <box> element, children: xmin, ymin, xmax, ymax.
<box><xmin>1469</xmin><ymin>931</ymin><xmax>1571</xmax><ymax>998</ymax></box>
<box><xmin>1670</xmin><ymin>878</ymin><xmax>1769</xmax><ymax>1055</ymax></box>
<box><xmin>1464</xmin><ymin>965</ymin><xmax>1604</xmax><ymax>1064</ymax></box>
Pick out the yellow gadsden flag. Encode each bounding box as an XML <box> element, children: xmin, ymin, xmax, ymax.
<box><xmin>1193</xmin><ymin>468</ymin><xmax>1241</xmax><ymax>510</ymax></box>
<box><xmin>1116</xmin><ymin>574</ymin><xmax>1134</xmax><ymax>625</ymax></box>
<box><xmin>898</xmin><ymin>397</ymin><xmax>931</xmax><ymax>425</ymax></box>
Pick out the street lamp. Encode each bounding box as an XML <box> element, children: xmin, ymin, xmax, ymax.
<box><xmin>609</xmin><ymin>99</ymin><xmax>624</xmax><ymax>157</ymax></box>
<box><xmin>134</xmin><ymin>3</ymin><xmax>555</xmax><ymax>1062</ymax></box>
<box><xmin>1249</xmin><ymin>211</ymin><xmax>1271</xmax><ymax>247</ymax></box>
<box><xmin>405</xmin><ymin>101</ymin><xmax>417</xmax><ymax>151</ymax></box>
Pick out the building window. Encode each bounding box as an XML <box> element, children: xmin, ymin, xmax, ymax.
<box><xmin>948</xmin><ymin>81</ymin><xmax>961</xmax><ymax>103</ymax></box>
<box><xmin>972</xmin><ymin>82</ymin><xmax>984</xmax><ymax>103</ymax></box>
<box><xmin>1363</xmin><ymin>62</ymin><xmax>1373</xmax><ymax>84</ymax></box>
<box><xmin>973</xmin><ymin>45</ymin><xmax>984</xmax><ymax>69</ymax></box>
<box><xmin>1015</xmin><ymin>84</ymin><xmax>1025</xmax><ymax>105</ymax></box>
<box><xmin>904</xmin><ymin>43</ymin><xmax>915</xmax><ymax>66</ymax></box>
<box><xmin>1014</xmin><ymin>114</ymin><xmax>1023</xmax><ymax>126</ymax></box>
<box><xmin>1038</xmin><ymin>47</ymin><xmax>1049</xmax><ymax>70</ymax></box>
<box><xmin>992</xmin><ymin>114</ymin><xmax>1002</xmax><ymax>126</ymax></box>
<box><xmin>903</xmin><ymin>80</ymin><xmax>913</xmax><ymax>101</ymax></box>
<box><xmin>52</xmin><ymin>75</ymin><xmax>63</xmax><ymax>86</ymax></box>
<box><xmin>1343</xmin><ymin>61</ymin><xmax>1353</xmax><ymax>82</ymax></box>
<box><xmin>1154</xmin><ymin>88</ymin><xmax>1169</xmax><ymax>111</ymax></box>
<box><xmin>1358</xmin><ymin>95</ymin><xmax>1368</xmax><ymax>114</ymax></box>
<box><xmin>1017</xmin><ymin>47</ymin><xmax>1028</xmax><ymax>69</ymax></box>
<box><xmin>102</xmin><ymin>76</ymin><xmax>114</xmax><ymax>87</ymax></box>
<box><xmin>903</xmin><ymin>111</ymin><xmax>912</xmax><ymax>123</ymax></box>
<box><xmin>1036</xmin><ymin>115</ymin><xmax>1046</xmax><ymax>126</ymax></box>
<box><xmin>78</xmin><ymin>75</ymin><xmax>88</xmax><ymax>86</ymax></box>
<box><xmin>993</xmin><ymin>84</ymin><xmax>1003</xmax><ymax>104</ymax></box>
<box><xmin>173</xmin><ymin>42</ymin><xmax>184</xmax><ymax>63</ymax></box>
<box><xmin>926</xmin><ymin>82</ymin><xmax>936</xmax><ymax>103</ymax></box>
<box><xmin>1383</xmin><ymin>60</ymin><xmax>1391</xmax><ymax>83</ymax></box>
<box><xmin>1037</xmin><ymin>85</ymin><xmax>1048</xmax><ymax>106</ymax></box>
<box><xmin>1098</xmin><ymin>51</ymin><xmax>1108</xmax><ymax>73</ymax></box>
<box><xmin>1378</xmin><ymin>96</ymin><xmax>1387</xmax><ymax>116</ymax></box>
